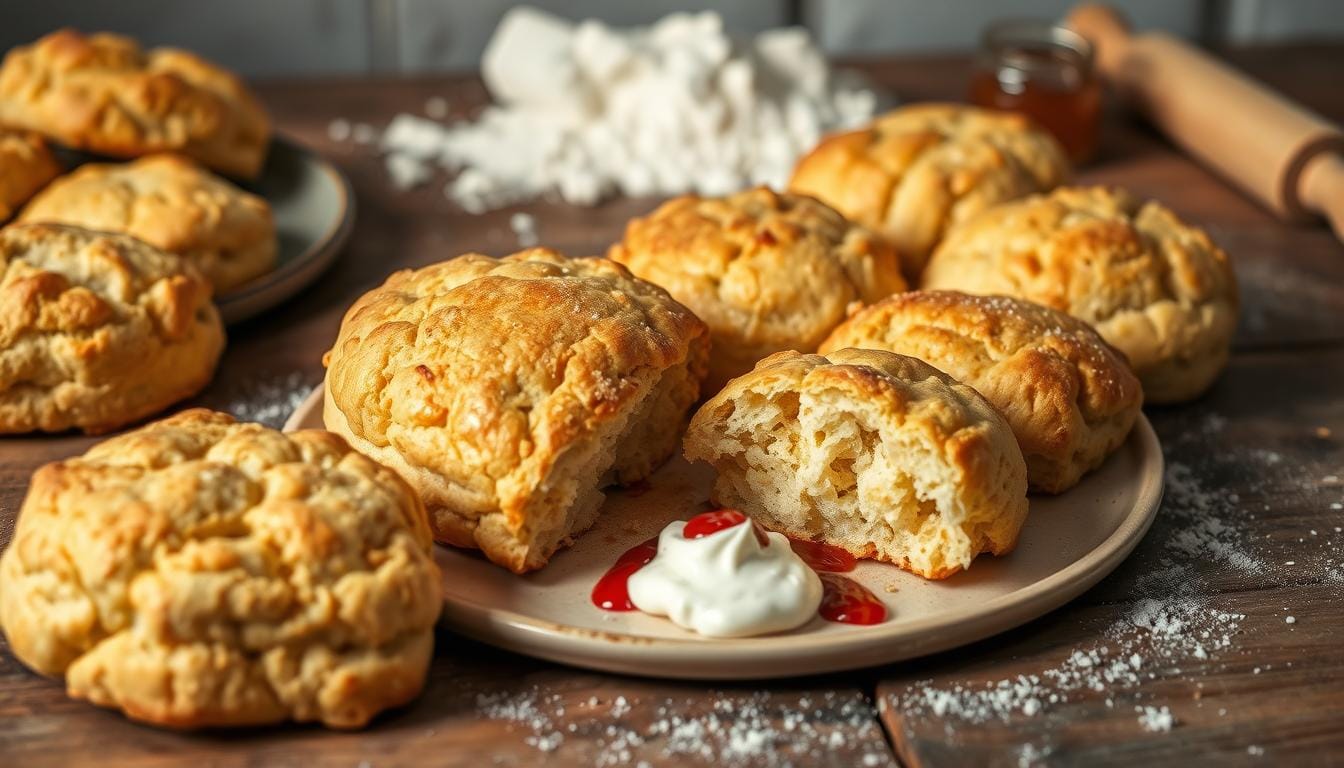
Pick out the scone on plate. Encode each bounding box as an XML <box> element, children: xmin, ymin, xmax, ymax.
<box><xmin>921</xmin><ymin>186</ymin><xmax>1238</xmax><ymax>403</ymax></box>
<box><xmin>18</xmin><ymin>154</ymin><xmax>277</xmax><ymax>293</ymax></box>
<box><xmin>0</xmin><ymin>223</ymin><xmax>224</xmax><ymax>434</ymax></box>
<box><xmin>0</xmin><ymin>410</ymin><xmax>443</xmax><ymax>729</ymax></box>
<box><xmin>609</xmin><ymin>187</ymin><xmax>906</xmax><ymax>392</ymax></box>
<box><xmin>0</xmin><ymin>128</ymin><xmax>61</xmax><ymax>222</ymax></box>
<box><xmin>821</xmin><ymin>291</ymin><xmax>1143</xmax><ymax>493</ymax></box>
<box><xmin>683</xmin><ymin>348</ymin><xmax>1028</xmax><ymax>580</ymax></box>
<box><xmin>789</xmin><ymin>103</ymin><xmax>1070</xmax><ymax>277</ymax></box>
<box><xmin>323</xmin><ymin>248</ymin><xmax>710</xmax><ymax>574</ymax></box>
<box><xmin>0</xmin><ymin>29</ymin><xmax>270</xmax><ymax>178</ymax></box>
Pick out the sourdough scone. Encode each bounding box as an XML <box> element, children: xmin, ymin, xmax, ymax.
<box><xmin>684</xmin><ymin>348</ymin><xmax>1028</xmax><ymax>580</ymax></box>
<box><xmin>18</xmin><ymin>154</ymin><xmax>277</xmax><ymax>292</ymax></box>
<box><xmin>0</xmin><ymin>410</ymin><xmax>443</xmax><ymax>729</ymax></box>
<box><xmin>821</xmin><ymin>291</ymin><xmax>1143</xmax><ymax>493</ymax></box>
<box><xmin>0</xmin><ymin>129</ymin><xmax>60</xmax><ymax>222</ymax></box>
<box><xmin>324</xmin><ymin>248</ymin><xmax>710</xmax><ymax>574</ymax></box>
<box><xmin>609</xmin><ymin>187</ymin><xmax>906</xmax><ymax>392</ymax></box>
<box><xmin>0</xmin><ymin>223</ymin><xmax>224</xmax><ymax>434</ymax></box>
<box><xmin>789</xmin><ymin>103</ymin><xmax>1069</xmax><ymax>277</ymax></box>
<box><xmin>0</xmin><ymin>29</ymin><xmax>270</xmax><ymax>178</ymax></box>
<box><xmin>921</xmin><ymin>186</ymin><xmax>1238</xmax><ymax>403</ymax></box>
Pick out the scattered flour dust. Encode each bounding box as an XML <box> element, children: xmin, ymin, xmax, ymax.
<box><xmin>474</xmin><ymin>688</ymin><xmax>894</xmax><ymax>767</ymax></box>
<box><xmin>214</xmin><ymin>370</ymin><xmax>318</xmax><ymax>428</ymax></box>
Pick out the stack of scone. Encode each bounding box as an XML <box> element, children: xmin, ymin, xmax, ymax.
<box><xmin>0</xmin><ymin>29</ymin><xmax>283</xmax><ymax>436</ymax></box>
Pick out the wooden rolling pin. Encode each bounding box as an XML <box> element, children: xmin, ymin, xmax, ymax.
<box><xmin>1066</xmin><ymin>3</ymin><xmax>1344</xmax><ymax>241</ymax></box>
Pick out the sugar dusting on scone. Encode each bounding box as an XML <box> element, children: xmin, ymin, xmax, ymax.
<box><xmin>0</xmin><ymin>223</ymin><xmax>224</xmax><ymax>434</ymax></box>
<box><xmin>0</xmin><ymin>29</ymin><xmax>271</xmax><ymax>178</ymax></box>
<box><xmin>18</xmin><ymin>154</ymin><xmax>277</xmax><ymax>293</ymax></box>
<box><xmin>609</xmin><ymin>186</ymin><xmax>907</xmax><ymax>393</ymax></box>
<box><xmin>822</xmin><ymin>290</ymin><xmax>1143</xmax><ymax>493</ymax></box>
<box><xmin>683</xmin><ymin>348</ymin><xmax>1028</xmax><ymax>580</ymax></box>
<box><xmin>0</xmin><ymin>410</ymin><xmax>443</xmax><ymax>729</ymax></box>
<box><xmin>789</xmin><ymin>103</ymin><xmax>1070</xmax><ymax>278</ymax></box>
<box><xmin>323</xmin><ymin>248</ymin><xmax>710</xmax><ymax>574</ymax></box>
<box><xmin>921</xmin><ymin>186</ymin><xmax>1238</xmax><ymax>403</ymax></box>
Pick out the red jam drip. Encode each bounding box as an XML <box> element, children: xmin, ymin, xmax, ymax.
<box><xmin>788</xmin><ymin>538</ymin><xmax>857</xmax><ymax>573</ymax></box>
<box><xmin>817</xmin><ymin>573</ymin><xmax>886</xmax><ymax>625</ymax></box>
<box><xmin>591</xmin><ymin>536</ymin><xmax>659</xmax><ymax>611</ymax></box>
<box><xmin>683</xmin><ymin>508</ymin><xmax>768</xmax><ymax>547</ymax></box>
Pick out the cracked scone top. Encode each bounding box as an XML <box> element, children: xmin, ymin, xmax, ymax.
<box><xmin>920</xmin><ymin>186</ymin><xmax>1238</xmax><ymax>403</ymax></box>
<box><xmin>0</xmin><ymin>29</ymin><xmax>271</xmax><ymax>178</ymax></box>
<box><xmin>821</xmin><ymin>291</ymin><xmax>1143</xmax><ymax>493</ymax></box>
<box><xmin>19</xmin><ymin>154</ymin><xmax>277</xmax><ymax>293</ymax></box>
<box><xmin>0</xmin><ymin>410</ymin><xmax>443</xmax><ymax>729</ymax></box>
<box><xmin>0</xmin><ymin>223</ymin><xmax>224</xmax><ymax>434</ymax></box>
<box><xmin>323</xmin><ymin>248</ymin><xmax>710</xmax><ymax>574</ymax></box>
<box><xmin>789</xmin><ymin>103</ymin><xmax>1069</xmax><ymax>277</ymax></box>
<box><xmin>684</xmin><ymin>348</ymin><xmax>1028</xmax><ymax>580</ymax></box>
<box><xmin>0</xmin><ymin>128</ymin><xmax>60</xmax><ymax>223</ymax></box>
<box><xmin>609</xmin><ymin>186</ymin><xmax>907</xmax><ymax>392</ymax></box>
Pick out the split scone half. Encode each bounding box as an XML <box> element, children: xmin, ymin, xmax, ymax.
<box><xmin>821</xmin><ymin>291</ymin><xmax>1143</xmax><ymax>493</ymax></box>
<box><xmin>324</xmin><ymin>249</ymin><xmax>710</xmax><ymax>574</ymax></box>
<box><xmin>609</xmin><ymin>186</ymin><xmax>907</xmax><ymax>392</ymax></box>
<box><xmin>684</xmin><ymin>348</ymin><xmax>1028</xmax><ymax>580</ymax></box>
<box><xmin>0</xmin><ymin>410</ymin><xmax>443</xmax><ymax>729</ymax></box>
<box><xmin>921</xmin><ymin>186</ymin><xmax>1237</xmax><ymax>403</ymax></box>
<box><xmin>18</xmin><ymin>154</ymin><xmax>277</xmax><ymax>293</ymax></box>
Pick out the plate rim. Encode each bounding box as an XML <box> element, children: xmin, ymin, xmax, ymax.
<box><xmin>285</xmin><ymin>385</ymin><xmax>1164</xmax><ymax>679</ymax></box>
<box><xmin>215</xmin><ymin>133</ymin><xmax>356</xmax><ymax>325</ymax></box>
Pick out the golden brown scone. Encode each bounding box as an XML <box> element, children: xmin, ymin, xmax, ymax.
<box><xmin>18</xmin><ymin>154</ymin><xmax>277</xmax><ymax>293</ymax></box>
<box><xmin>0</xmin><ymin>128</ymin><xmax>61</xmax><ymax>222</ymax></box>
<box><xmin>683</xmin><ymin>348</ymin><xmax>1028</xmax><ymax>580</ymax></box>
<box><xmin>0</xmin><ymin>223</ymin><xmax>224</xmax><ymax>434</ymax></box>
<box><xmin>921</xmin><ymin>186</ymin><xmax>1239</xmax><ymax>403</ymax></box>
<box><xmin>609</xmin><ymin>187</ymin><xmax>907</xmax><ymax>393</ymax></box>
<box><xmin>0</xmin><ymin>29</ymin><xmax>270</xmax><ymax>178</ymax></box>
<box><xmin>820</xmin><ymin>291</ymin><xmax>1143</xmax><ymax>493</ymax></box>
<box><xmin>789</xmin><ymin>103</ymin><xmax>1069</xmax><ymax>278</ymax></box>
<box><xmin>0</xmin><ymin>410</ymin><xmax>443</xmax><ymax>729</ymax></box>
<box><xmin>323</xmin><ymin>248</ymin><xmax>710</xmax><ymax>574</ymax></box>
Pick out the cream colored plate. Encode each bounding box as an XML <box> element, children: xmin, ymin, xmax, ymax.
<box><xmin>287</xmin><ymin>385</ymin><xmax>1163</xmax><ymax>680</ymax></box>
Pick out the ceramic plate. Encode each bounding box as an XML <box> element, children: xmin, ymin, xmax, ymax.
<box><xmin>52</xmin><ymin>136</ymin><xmax>355</xmax><ymax>325</ymax></box>
<box><xmin>287</xmin><ymin>386</ymin><xmax>1163</xmax><ymax>680</ymax></box>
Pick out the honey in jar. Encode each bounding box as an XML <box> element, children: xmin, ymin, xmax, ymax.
<box><xmin>969</xmin><ymin>20</ymin><xmax>1102</xmax><ymax>164</ymax></box>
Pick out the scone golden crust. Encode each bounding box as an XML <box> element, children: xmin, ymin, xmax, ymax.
<box><xmin>0</xmin><ymin>128</ymin><xmax>61</xmax><ymax>222</ymax></box>
<box><xmin>820</xmin><ymin>291</ymin><xmax>1143</xmax><ymax>493</ymax></box>
<box><xmin>789</xmin><ymin>103</ymin><xmax>1069</xmax><ymax>277</ymax></box>
<box><xmin>0</xmin><ymin>29</ymin><xmax>270</xmax><ymax>178</ymax></box>
<box><xmin>0</xmin><ymin>410</ymin><xmax>443</xmax><ymax>729</ymax></box>
<box><xmin>0</xmin><ymin>223</ymin><xmax>224</xmax><ymax>434</ymax></box>
<box><xmin>324</xmin><ymin>248</ymin><xmax>710</xmax><ymax>574</ymax></box>
<box><xmin>920</xmin><ymin>186</ymin><xmax>1238</xmax><ymax>403</ymax></box>
<box><xmin>683</xmin><ymin>348</ymin><xmax>1028</xmax><ymax>580</ymax></box>
<box><xmin>18</xmin><ymin>154</ymin><xmax>277</xmax><ymax>292</ymax></box>
<box><xmin>609</xmin><ymin>187</ymin><xmax>907</xmax><ymax>392</ymax></box>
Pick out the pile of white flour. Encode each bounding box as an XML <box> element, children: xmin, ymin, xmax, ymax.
<box><xmin>369</xmin><ymin>7</ymin><xmax>880</xmax><ymax>211</ymax></box>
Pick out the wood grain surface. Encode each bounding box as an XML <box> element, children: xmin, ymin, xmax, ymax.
<box><xmin>2</xmin><ymin>45</ymin><xmax>1343</xmax><ymax>767</ymax></box>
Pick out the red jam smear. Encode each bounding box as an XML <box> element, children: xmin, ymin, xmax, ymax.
<box><xmin>591</xmin><ymin>536</ymin><xmax>658</xmax><ymax>611</ymax></box>
<box><xmin>817</xmin><ymin>573</ymin><xmax>887</xmax><ymax>625</ymax></box>
<box><xmin>683</xmin><ymin>508</ymin><xmax>768</xmax><ymax>547</ymax></box>
<box><xmin>788</xmin><ymin>538</ymin><xmax>857</xmax><ymax>573</ymax></box>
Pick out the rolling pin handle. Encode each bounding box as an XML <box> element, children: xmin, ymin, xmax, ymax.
<box><xmin>1301</xmin><ymin>154</ymin><xmax>1344</xmax><ymax>242</ymax></box>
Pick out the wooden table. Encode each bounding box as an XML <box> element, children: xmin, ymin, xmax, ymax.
<box><xmin>3</xmin><ymin>45</ymin><xmax>1344</xmax><ymax>767</ymax></box>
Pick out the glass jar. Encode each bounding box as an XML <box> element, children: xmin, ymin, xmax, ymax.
<box><xmin>969</xmin><ymin>19</ymin><xmax>1102</xmax><ymax>164</ymax></box>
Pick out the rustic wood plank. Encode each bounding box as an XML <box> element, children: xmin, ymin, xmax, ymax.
<box><xmin>877</xmin><ymin>346</ymin><xmax>1344</xmax><ymax>766</ymax></box>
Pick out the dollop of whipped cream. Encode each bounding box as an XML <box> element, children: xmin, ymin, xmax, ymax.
<box><xmin>627</xmin><ymin>510</ymin><xmax>822</xmax><ymax>637</ymax></box>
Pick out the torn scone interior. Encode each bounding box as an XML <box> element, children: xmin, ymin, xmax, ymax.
<box><xmin>323</xmin><ymin>249</ymin><xmax>709</xmax><ymax>574</ymax></box>
<box><xmin>683</xmin><ymin>349</ymin><xmax>1028</xmax><ymax>580</ymax></box>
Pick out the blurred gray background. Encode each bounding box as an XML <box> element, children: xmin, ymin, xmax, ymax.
<box><xmin>1</xmin><ymin>0</ymin><xmax>1341</xmax><ymax>76</ymax></box>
